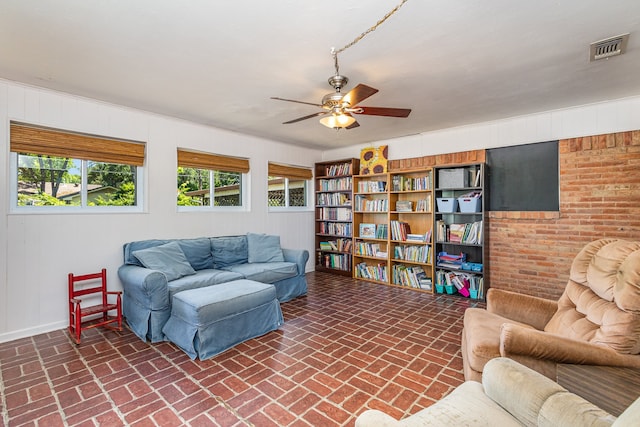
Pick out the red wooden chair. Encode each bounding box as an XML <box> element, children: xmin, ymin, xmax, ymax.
<box><xmin>68</xmin><ymin>268</ymin><xmax>122</xmax><ymax>344</ymax></box>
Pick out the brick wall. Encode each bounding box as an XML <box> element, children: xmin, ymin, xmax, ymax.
<box><xmin>390</xmin><ymin>130</ymin><xmax>640</xmax><ymax>300</ymax></box>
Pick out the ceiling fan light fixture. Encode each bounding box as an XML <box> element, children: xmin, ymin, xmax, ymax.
<box><xmin>319</xmin><ymin>113</ymin><xmax>356</xmax><ymax>129</ymax></box>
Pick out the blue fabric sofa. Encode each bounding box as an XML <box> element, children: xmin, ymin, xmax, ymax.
<box><xmin>118</xmin><ymin>234</ymin><xmax>308</xmax><ymax>342</ymax></box>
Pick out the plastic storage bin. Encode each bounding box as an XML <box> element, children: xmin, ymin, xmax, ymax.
<box><xmin>436</xmin><ymin>198</ymin><xmax>458</xmax><ymax>213</ymax></box>
<box><xmin>438</xmin><ymin>169</ymin><xmax>468</xmax><ymax>188</ymax></box>
<box><xmin>458</xmin><ymin>196</ymin><xmax>482</xmax><ymax>213</ymax></box>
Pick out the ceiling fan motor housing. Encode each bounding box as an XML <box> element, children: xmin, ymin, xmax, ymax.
<box><xmin>328</xmin><ymin>74</ymin><xmax>348</xmax><ymax>91</ymax></box>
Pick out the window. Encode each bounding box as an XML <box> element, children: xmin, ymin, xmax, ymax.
<box><xmin>177</xmin><ymin>149</ymin><xmax>249</xmax><ymax>209</ymax></box>
<box><xmin>10</xmin><ymin>122</ymin><xmax>145</xmax><ymax>211</ymax></box>
<box><xmin>268</xmin><ymin>162</ymin><xmax>313</xmax><ymax>209</ymax></box>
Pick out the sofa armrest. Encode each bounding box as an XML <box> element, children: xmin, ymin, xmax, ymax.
<box><xmin>354</xmin><ymin>410</ymin><xmax>401</xmax><ymax>427</ymax></box>
<box><xmin>483</xmin><ymin>358</ymin><xmax>615</xmax><ymax>426</ymax></box>
<box><xmin>482</xmin><ymin>357</ymin><xmax>566</xmax><ymax>426</ymax></box>
<box><xmin>282</xmin><ymin>248</ymin><xmax>309</xmax><ymax>275</ymax></box>
<box><xmin>117</xmin><ymin>264</ymin><xmax>171</xmax><ymax>310</ymax></box>
<box><xmin>500</xmin><ymin>323</ymin><xmax>640</xmax><ymax>368</ymax></box>
<box><xmin>487</xmin><ymin>288</ymin><xmax>557</xmax><ymax>330</ymax></box>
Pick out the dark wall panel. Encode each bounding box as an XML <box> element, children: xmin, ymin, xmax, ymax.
<box><xmin>486</xmin><ymin>141</ymin><xmax>559</xmax><ymax>211</ymax></box>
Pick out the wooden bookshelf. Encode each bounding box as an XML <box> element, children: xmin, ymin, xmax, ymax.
<box><xmin>314</xmin><ymin>159</ymin><xmax>359</xmax><ymax>276</ymax></box>
<box><xmin>352</xmin><ymin>169</ymin><xmax>436</xmax><ymax>293</ymax></box>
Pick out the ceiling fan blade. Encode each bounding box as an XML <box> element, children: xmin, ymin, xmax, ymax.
<box><xmin>356</xmin><ymin>106</ymin><xmax>412</xmax><ymax>118</ymax></box>
<box><xmin>346</xmin><ymin>120</ymin><xmax>360</xmax><ymax>130</ymax></box>
<box><xmin>282</xmin><ymin>111</ymin><xmax>327</xmax><ymax>124</ymax></box>
<box><xmin>271</xmin><ymin>97</ymin><xmax>323</xmax><ymax>108</ymax></box>
<box><xmin>342</xmin><ymin>84</ymin><xmax>379</xmax><ymax>107</ymax></box>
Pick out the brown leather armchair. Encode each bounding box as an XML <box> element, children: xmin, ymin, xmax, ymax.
<box><xmin>461</xmin><ymin>238</ymin><xmax>640</xmax><ymax>381</ymax></box>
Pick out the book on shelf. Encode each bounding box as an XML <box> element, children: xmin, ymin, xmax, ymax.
<box><xmin>395</xmin><ymin>200</ymin><xmax>413</xmax><ymax>212</ymax></box>
<box><xmin>359</xmin><ymin>223</ymin><xmax>377</xmax><ymax>238</ymax></box>
<box><xmin>448</xmin><ymin>223</ymin><xmax>466</xmax><ymax>243</ymax></box>
<box><xmin>375</xmin><ymin>224</ymin><xmax>388</xmax><ymax>239</ymax></box>
<box><xmin>322</xmin><ymin>253</ymin><xmax>352</xmax><ymax>271</ymax></box>
<box><xmin>319</xmin><ymin>222</ymin><xmax>352</xmax><ymax>237</ymax></box>
<box><xmin>394</xmin><ymin>244</ymin><xmax>432</xmax><ymax>263</ymax></box>
<box><xmin>355</xmin><ymin>262</ymin><xmax>388</xmax><ymax>282</ymax></box>
<box><xmin>355</xmin><ymin>195</ymin><xmax>389</xmax><ymax>212</ymax></box>
<box><xmin>391</xmin><ymin>174</ymin><xmax>432</xmax><ymax>192</ymax></box>
<box><xmin>319</xmin><ymin>238</ymin><xmax>352</xmax><ymax>252</ymax></box>
<box><xmin>392</xmin><ymin>264</ymin><xmax>433</xmax><ymax>289</ymax></box>
<box><xmin>357</xmin><ymin>180</ymin><xmax>387</xmax><ymax>193</ymax></box>
<box><xmin>415</xmin><ymin>197</ymin><xmax>431</xmax><ymax>212</ymax></box>
<box><xmin>324</xmin><ymin>162</ymin><xmax>353</xmax><ymax>177</ymax></box>
<box><xmin>390</xmin><ymin>220</ymin><xmax>411</xmax><ymax>241</ymax></box>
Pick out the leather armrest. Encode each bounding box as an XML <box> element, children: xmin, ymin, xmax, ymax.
<box><xmin>487</xmin><ymin>288</ymin><xmax>557</xmax><ymax>330</ymax></box>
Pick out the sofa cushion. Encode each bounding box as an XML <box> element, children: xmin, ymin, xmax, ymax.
<box><xmin>211</xmin><ymin>236</ymin><xmax>248</xmax><ymax>267</ymax></box>
<box><xmin>222</xmin><ymin>262</ymin><xmax>297</xmax><ymax>283</ymax></box>
<box><xmin>132</xmin><ymin>242</ymin><xmax>196</xmax><ymax>281</ymax></box>
<box><xmin>545</xmin><ymin>239</ymin><xmax>640</xmax><ymax>355</ymax></box>
<box><xmin>177</xmin><ymin>238</ymin><xmax>214</xmax><ymax>270</ymax></box>
<box><xmin>544</xmin><ymin>281</ymin><xmax>640</xmax><ymax>354</ymax></box>
<box><xmin>167</xmin><ymin>269</ymin><xmax>244</xmax><ymax>300</ymax></box>
<box><xmin>247</xmin><ymin>233</ymin><xmax>284</xmax><ymax>263</ymax></box>
<box><xmin>124</xmin><ymin>239</ymin><xmax>171</xmax><ymax>266</ymax></box>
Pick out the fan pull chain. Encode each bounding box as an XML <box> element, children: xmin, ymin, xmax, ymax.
<box><xmin>331</xmin><ymin>0</ymin><xmax>409</xmax><ymax>74</ymax></box>
<box><xmin>331</xmin><ymin>0</ymin><xmax>409</xmax><ymax>56</ymax></box>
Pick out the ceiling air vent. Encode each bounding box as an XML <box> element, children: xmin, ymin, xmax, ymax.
<box><xmin>590</xmin><ymin>33</ymin><xmax>629</xmax><ymax>61</ymax></box>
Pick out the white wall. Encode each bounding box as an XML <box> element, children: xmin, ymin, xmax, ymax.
<box><xmin>323</xmin><ymin>96</ymin><xmax>640</xmax><ymax>161</ymax></box>
<box><xmin>0</xmin><ymin>80</ymin><xmax>322</xmax><ymax>343</ymax></box>
<box><xmin>3</xmin><ymin>80</ymin><xmax>640</xmax><ymax>344</ymax></box>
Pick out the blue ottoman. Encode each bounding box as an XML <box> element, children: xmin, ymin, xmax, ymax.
<box><xmin>162</xmin><ymin>279</ymin><xmax>284</xmax><ymax>360</ymax></box>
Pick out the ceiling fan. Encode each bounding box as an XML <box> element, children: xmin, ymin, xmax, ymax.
<box><xmin>271</xmin><ymin>73</ymin><xmax>411</xmax><ymax>130</ymax></box>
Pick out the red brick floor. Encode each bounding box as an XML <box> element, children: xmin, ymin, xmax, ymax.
<box><xmin>0</xmin><ymin>272</ymin><xmax>484</xmax><ymax>426</ymax></box>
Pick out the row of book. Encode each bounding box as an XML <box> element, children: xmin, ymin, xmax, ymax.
<box><xmin>320</xmin><ymin>253</ymin><xmax>352</xmax><ymax>271</ymax></box>
<box><xmin>354</xmin><ymin>195</ymin><xmax>388</xmax><ymax>212</ymax></box>
<box><xmin>318</xmin><ymin>207</ymin><xmax>352</xmax><ymax>221</ymax></box>
<box><xmin>354</xmin><ymin>262</ymin><xmax>388</xmax><ymax>282</ymax></box>
<box><xmin>391</xmin><ymin>174</ymin><xmax>432</xmax><ymax>192</ymax></box>
<box><xmin>435</xmin><ymin>269</ymin><xmax>485</xmax><ymax>299</ymax></box>
<box><xmin>317</xmin><ymin>192</ymin><xmax>351</xmax><ymax>206</ymax></box>
<box><xmin>324</xmin><ymin>162</ymin><xmax>353</xmax><ymax>177</ymax></box>
<box><xmin>436</xmin><ymin>220</ymin><xmax>483</xmax><ymax>244</ymax></box>
<box><xmin>319</xmin><ymin>238</ymin><xmax>352</xmax><ymax>253</ymax></box>
<box><xmin>354</xmin><ymin>242</ymin><xmax>387</xmax><ymax>258</ymax></box>
<box><xmin>394</xmin><ymin>197</ymin><xmax>432</xmax><ymax>212</ymax></box>
<box><xmin>389</xmin><ymin>221</ymin><xmax>431</xmax><ymax>242</ymax></box>
<box><xmin>318</xmin><ymin>222</ymin><xmax>352</xmax><ymax>237</ymax></box>
<box><xmin>394</xmin><ymin>244</ymin><xmax>432</xmax><ymax>264</ymax></box>
<box><xmin>392</xmin><ymin>264</ymin><xmax>432</xmax><ymax>290</ymax></box>
<box><xmin>358</xmin><ymin>223</ymin><xmax>388</xmax><ymax>239</ymax></box>
<box><xmin>357</xmin><ymin>180</ymin><xmax>387</xmax><ymax>193</ymax></box>
<box><xmin>318</xmin><ymin>177</ymin><xmax>352</xmax><ymax>192</ymax></box>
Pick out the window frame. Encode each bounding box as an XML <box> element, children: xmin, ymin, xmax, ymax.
<box><xmin>267</xmin><ymin>162</ymin><xmax>313</xmax><ymax>212</ymax></box>
<box><xmin>9</xmin><ymin>123</ymin><xmax>145</xmax><ymax>214</ymax></box>
<box><xmin>176</xmin><ymin>149</ymin><xmax>250</xmax><ymax>212</ymax></box>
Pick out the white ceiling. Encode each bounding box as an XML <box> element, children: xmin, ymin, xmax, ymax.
<box><xmin>2</xmin><ymin>1</ymin><xmax>640</xmax><ymax>150</ymax></box>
